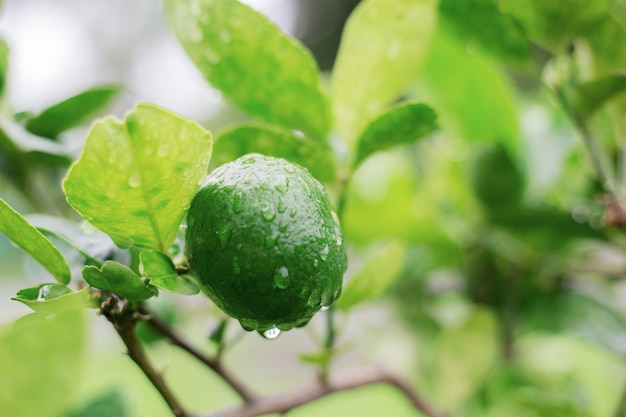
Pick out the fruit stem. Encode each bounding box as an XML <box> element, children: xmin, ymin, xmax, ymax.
<box><xmin>138</xmin><ymin>305</ymin><xmax>257</xmax><ymax>404</ymax></box>
<box><xmin>101</xmin><ymin>296</ymin><xmax>191</xmax><ymax>417</ymax></box>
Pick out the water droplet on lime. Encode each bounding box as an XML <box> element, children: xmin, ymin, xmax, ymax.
<box><xmin>261</xmin><ymin>326</ymin><xmax>281</xmax><ymax>340</ymax></box>
<box><xmin>320</xmin><ymin>306</ymin><xmax>330</xmax><ymax>312</ymax></box>
<box><xmin>283</xmin><ymin>164</ymin><xmax>296</xmax><ymax>174</ymax></box>
<box><xmin>274</xmin><ymin>183</ymin><xmax>287</xmax><ymax>194</ymax></box>
<box><xmin>277</xmin><ymin>199</ymin><xmax>287</xmax><ymax>213</ymax></box>
<box><xmin>233</xmin><ymin>192</ymin><xmax>244</xmax><ymax>213</ymax></box>
<box><xmin>260</xmin><ymin>203</ymin><xmax>276</xmax><ymax>222</ymax></box>
<box><xmin>273</xmin><ymin>266</ymin><xmax>290</xmax><ymax>289</ymax></box>
<box><xmin>319</xmin><ymin>245</ymin><xmax>329</xmax><ymax>261</ymax></box>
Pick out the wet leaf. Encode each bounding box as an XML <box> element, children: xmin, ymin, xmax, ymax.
<box><xmin>63</xmin><ymin>103</ymin><xmax>212</xmax><ymax>251</ymax></box>
<box><xmin>140</xmin><ymin>250</ymin><xmax>199</xmax><ymax>295</ymax></box>
<box><xmin>83</xmin><ymin>261</ymin><xmax>157</xmax><ymax>301</ymax></box>
<box><xmin>353</xmin><ymin>102</ymin><xmax>437</xmax><ymax>169</ymax></box>
<box><xmin>165</xmin><ymin>0</ymin><xmax>330</xmax><ymax>140</ymax></box>
<box><xmin>213</xmin><ymin>123</ymin><xmax>336</xmax><ymax>182</ymax></box>
<box><xmin>331</xmin><ymin>0</ymin><xmax>437</xmax><ymax>145</ymax></box>
<box><xmin>13</xmin><ymin>285</ymin><xmax>95</xmax><ymax>313</ymax></box>
<box><xmin>0</xmin><ymin>196</ymin><xmax>71</xmax><ymax>284</ymax></box>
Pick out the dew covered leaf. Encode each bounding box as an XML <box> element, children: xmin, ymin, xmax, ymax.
<box><xmin>353</xmin><ymin>102</ymin><xmax>437</xmax><ymax>169</ymax></box>
<box><xmin>83</xmin><ymin>261</ymin><xmax>157</xmax><ymax>301</ymax></box>
<box><xmin>140</xmin><ymin>250</ymin><xmax>199</xmax><ymax>295</ymax></box>
<box><xmin>338</xmin><ymin>241</ymin><xmax>405</xmax><ymax>311</ymax></box>
<box><xmin>63</xmin><ymin>103</ymin><xmax>212</xmax><ymax>251</ymax></box>
<box><xmin>12</xmin><ymin>285</ymin><xmax>95</xmax><ymax>313</ymax></box>
<box><xmin>25</xmin><ymin>86</ymin><xmax>120</xmax><ymax>139</ymax></box>
<box><xmin>0</xmin><ymin>310</ymin><xmax>86</xmax><ymax>417</ymax></box>
<box><xmin>331</xmin><ymin>0</ymin><xmax>437</xmax><ymax>146</ymax></box>
<box><xmin>165</xmin><ymin>0</ymin><xmax>330</xmax><ymax>140</ymax></box>
<box><xmin>213</xmin><ymin>123</ymin><xmax>337</xmax><ymax>182</ymax></box>
<box><xmin>0</xmin><ymin>196</ymin><xmax>71</xmax><ymax>284</ymax></box>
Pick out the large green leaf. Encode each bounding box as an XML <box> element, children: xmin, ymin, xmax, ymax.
<box><xmin>500</xmin><ymin>0</ymin><xmax>612</xmax><ymax>52</ymax></box>
<box><xmin>417</xmin><ymin>30</ymin><xmax>520</xmax><ymax>151</ymax></box>
<box><xmin>353</xmin><ymin>102</ymin><xmax>437</xmax><ymax>169</ymax></box>
<box><xmin>25</xmin><ymin>86</ymin><xmax>120</xmax><ymax>139</ymax></box>
<box><xmin>331</xmin><ymin>0</ymin><xmax>437</xmax><ymax>145</ymax></box>
<box><xmin>165</xmin><ymin>0</ymin><xmax>330</xmax><ymax>140</ymax></box>
<box><xmin>83</xmin><ymin>261</ymin><xmax>157</xmax><ymax>301</ymax></box>
<box><xmin>0</xmin><ymin>311</ymin><xmax>86</xmax><ymax>417</ymax></box>
<box><xmin>438</xmin><ymin>0</ymin><xmax>531</xmax><ymax>65</ymax></box>
<box><xmin>213</xmin><ymin>123</ymin><xmax>337</xmax><ymax>182</ymax></box>
<box><xmin>63</xmin><ymin>103</ymin><xmax>212</xmax><ymax>251</ymax></box>
<box><xmin>337</xmin><ymin>241</ymin><xmax>406</xmax><ymax>311</ymax></box>
<box><xmin>0</xmin><ymin>196</ymin><xmax>71</xmax><ymax>284</ymax></box>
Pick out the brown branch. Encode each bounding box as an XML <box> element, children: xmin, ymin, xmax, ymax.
<box><xmin>138</xmin><ymin>305</ymin><xmax>257</xmax><ymax>404</ymax></box>
<box><xmin>203</xmin><ymin>366</ymin><xmax>445</xmax><ymax>417</ymax></box>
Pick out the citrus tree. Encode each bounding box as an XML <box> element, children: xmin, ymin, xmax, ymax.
<box><xmin>2</xmin><ymin>0</ymin><xmax>626</xmax><ymax>416</ymax></box>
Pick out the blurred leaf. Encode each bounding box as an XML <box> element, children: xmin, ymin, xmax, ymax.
<box><xmin>0</xmin><ymin>311</ymin><xmax>85</xmax><ymax>417</ymax></box>
<box><xmin>140</xmin><ymin>250</ymin><xmax>199</xmax><ymax>295</ymax></box>
<box><xmin>0</xmin><ymin>117</ymin><xmax>74</xmax><ymax>163</ymax></box>
<box><xmin>0</xmin><ymin>38</ymin><xmax>8</xmax><ymax>96</ymax></box>
<box><xmin>63</xmin><ymin>103</ymin><xmax>212</xmax><ymax>251</ymax></box>
<box><xmin>299</xmin><ymin>344</ymin><xmax>350</xmax><ymax>368</ymax></box>
<box><xmin>524</xmin><ymin>290</ymin><xmax>626</xmax><ymax>355</ymax></box>
<box><xmin>581</xmin><ymin>14</ymin><xmax>626</xmax><ymax>76</ymax></box>
<box><xmin>83</xmin><ymin>261</ymin><xmax>157</xmax><ymax>301</ymax></box>
<box><xmin>208</xmin><ymin>319</ymin><xmax>228</xmax><ymax>345</ymax></box>
<box><xmin>438</xmin><ymin>0</ymin><xmax>531</xmax><ymax>65</ymax></box>
<box><xmin>25</xmin><ymin>86</ymin><xmax>120</xmax><ymax>139</ymax></box>
<box><xmin>213</xmin><ymin>123</ymin><xmax>337</xmax><ymax>182</ymax></box>
<box><xmin>65</xmin><ymin>390</ymin><xmax>127</xmax><ymax>417</ymax></box>
<box><xmin>165</xmin><ymin>0</ymin><xmax>330</xmax><ymax>140</ymax></box>
<box><xmin>338</xmin><ymin>241</ymin><xmax>405</xmax><ymax>311</ymax></box>
<box><xmin>468</xmin><ymin>142</ymin><xmax>525</xmax><ymax>214</ymax></box>
<box><xmin>574</xmin><ymin>74</ymin><xmax>626</xmax><ymax>118</ymax></box>
<box><xmin>13</xmin><ymin>285</ymin><xmax>95</xmax><ymax>313</ymax></box>
<box><xmin>331</xmin><ymin>0</ymin><xmax>437</xmax><ymax>145</ymax></box>
<box><xmin>500</xmin><ymin>0</ymin><xmax>612</xmax><ymax>51</ymax></box>
<box><xmin>418</xmin><ymin>30</ymin><xmax>520</xmax><ymax>151</ymax></box>
<box><xmin>353</xmin><ymin>102</ymin><xmax>437</xmax><ymax>169</ymax></box>
<box><xmin>0</xmin><ymin>196</ymin><xmax>71</xmax><ymax>284</ymax></box>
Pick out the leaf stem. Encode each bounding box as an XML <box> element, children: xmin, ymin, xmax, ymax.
<box><xmin>138</xmin><ymin>305</ymin><xmax>257</xmax><ymax>404</ymax></box>
<box><xmin>201</xmin><ymin>366</ymin><xmax>446</xmax><ymax>417</ymax></box>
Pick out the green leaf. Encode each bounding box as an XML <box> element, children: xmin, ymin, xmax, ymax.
<box><xmin>417</xmin><ymin>30</ymin><xmax>520</xmax><ymax>151</ymax></box>
<box><xmin>0</xmin><ymin>117</ymin><xmax>74</xmax><ymax>163</ymax></box>
<box><xmin>499</xmin><ymin>0</ymin><xmax>612</xmax><ymax>52</ymax></box>
<box><xmin>213</xmin><ymin>123</ymin><xmax>337</xmax><ymax>182</ymax></box>
<box><xmin>0</xmin><ymin>196</ymin><xmax>71</xmax><ymax>284</ymax></box>
<box><xmin>331</xmin><ymin>0</ymin><xmax>437</xmax><ymax>145</ymax></box>
<box><xmin>353</xmin><ymin>102</ymin><xmax>437</xmax><ymax>169</ymax></box>
<box><xmin>65</xmin><ymin>390</ymin><xmax>127</xmax><ymax>417</ymax></box>
<box><xmin>83</xmin><ymin>261</ymin><xmax>157</xmax><ymax>301</ymax></box>
<box><xmin>140</xmin><ymin>250</ymin><xmax>199</xmax><ymax>295</ymax></box>
<box><xmin>0</xmin><ymin>311</ymin><xmax>86</xmax><ymax>417</ymax></box>
<box><xmin>25</xmin><ymin>86</ymin><xmax>120</xmax><ymax>139</ymax></box>
<box><xmin>574</xmin><ymin>74</ymin><xmax>626</xmax><ymax>118</ymax></box>
<box><xmin>0</xmin><ymin>38</ymin><xmax>8</xmax><ymax>96</ymax></box>
<box><xmin>63</xmin><ymin>103</ymin><xmax>212</xmax><ymax>251</ymax></box>
<box><xmin>438</xmin><ymin>0</ymin><xmax>531</xmax><ymax>66</ymax></box>
<box><xmin>581</xmin><ymin>14</ymin><xmax>626</xmax><ymax>76</ymax></box>
<box><xmin>337</xmin><ymin>241</ymin><xmax>405</xmax><ymax>311</ymax></box>
<box><xmin>165</xmin><ymin>0</ymin><xmax>330</xmax><ymax>140</ymax></box>
<box><xmin>12</xmin><ymin>285</ymin><xmax>95</xmax><ymax>313</ymax></box>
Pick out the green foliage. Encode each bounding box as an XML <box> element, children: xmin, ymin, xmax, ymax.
<box><xmin>24</xmin><ymin>86</ymin><xmax>119</xmax><ymax>139</ymax></box>
<box><xmin>331</xmin><ymin>0</ymin><xmax>437</xmax><ymax>145</ymax></box>
<box><xmin>13</xmin><ymin>285</ymin><xmax>94</xmax><ymax>313</ymax></box>
<box><xmin>213</xmin><ymin>123</ymin><xmax>336</xmax><ymax>182</ymax></box>
<box><xmin>65</xmin><ymin>390</ymin><xmax>127</xmax><ymax>417</ymax></box>
<box><xmin>165</xmin><ymin>0</ymin><xmax>330</xmax><ymax>140</ymax></box>
<box><xmin>139</xmin><ymin>250</ymin><xmax>199</xmax><ymax>295</ymax></box>
<box><xmin>63</xmin><ymin>103</ymin><xmax>212</xmax><ymax>251</ymax></box>
<box><xmin>83</xmin><ymin>261</ymin><xmax>157</xmax><ymax>301</ymax></box>
<box><xmin>0</xmin><ymin>196</ymin><xmax>71</xmax><ymax>284</ymax></box>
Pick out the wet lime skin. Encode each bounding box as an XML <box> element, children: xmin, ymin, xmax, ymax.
<box><xmin>186</xmin><ymin>154</ymin><xmax>347</xmax><ymax>333</ymax></box>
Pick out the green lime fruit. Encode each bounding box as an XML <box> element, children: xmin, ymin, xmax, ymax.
<box><xmin>185</xmin><ymin>154</ymin><xmax>347</xmax><ymax>336</ymax></box>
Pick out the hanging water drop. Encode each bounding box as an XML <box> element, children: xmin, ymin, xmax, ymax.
<box><xmin>261</xmin><ymin>326</ymin><xmax>281</xmax><ymax>340</ymax></box>
<box><xmin>320</xmin><ymin>306</ymin><xmax>330</xmax><ymax>312</ymax></box>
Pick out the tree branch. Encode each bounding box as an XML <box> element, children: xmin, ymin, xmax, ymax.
<box><xmin>138</xmin><ymin>305</ymin><xmax>257</xmax><ymax>404</ymax></box>
<box><xmin>203</xmin><ymin>366</ymin><xmax>445</xmax><ymax>417</ymax></box>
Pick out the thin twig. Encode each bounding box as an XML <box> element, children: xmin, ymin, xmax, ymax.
<box><xmin>202</xmin><ymin>366</ymin><xmax>445</xmax><ymax>417</ymax></box>
<box><xmin>101</xmin><ymin>297</ymin><xmax>190</xmax><ymax>417</ymax></box>
<box><xmin>138</xmin><ymin>305</ymin><xmax>257</xmax><ymax>404</ymax></box>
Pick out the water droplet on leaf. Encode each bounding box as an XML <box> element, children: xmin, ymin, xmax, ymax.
<box><xmin>128</xmin><ymin>171</ymin><xmax>142</xmax><ymax>188</ymax></box>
